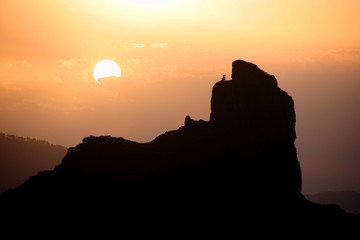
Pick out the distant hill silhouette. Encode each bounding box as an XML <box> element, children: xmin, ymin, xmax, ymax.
<box><xmin>306</xmin><ymin>191</ymin><xmax>360</xmax><ymax>214</ymax></box>
<box><xmin>1</xmin><ymin>60</ymin><xmax>358</xmax><ymax>229</ymax></box>
<box><xmin>0</xmin><ymin>133</ymin><xmax>66</xmax><ymax>194</ymax></box>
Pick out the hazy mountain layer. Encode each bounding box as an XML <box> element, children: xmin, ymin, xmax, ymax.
<box><xmin>0</xmin><ymin>133</ymin><xmax>66</xmax><ymax>194</ymax></box>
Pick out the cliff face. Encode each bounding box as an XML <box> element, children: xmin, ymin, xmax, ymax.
<box><xmin>0</xmin><ymin>60</ymin><xmax>356</xmax><ymax>225</ymax></box>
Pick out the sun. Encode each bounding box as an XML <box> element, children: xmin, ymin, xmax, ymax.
<box><xmin>93</xmin><ymin>60</ymin><xmax>121</xmax><ymax>82</ymax></box>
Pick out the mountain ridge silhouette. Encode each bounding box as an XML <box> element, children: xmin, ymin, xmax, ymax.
<box><xmin>306</xmin><ymin>191</ymin><xmax>360</xmax><ymax>215</ymax></box>
<box><xmin>1</xmin><ymin>60</ymin><xmax>358</xmax><ymax>228</ymax></box>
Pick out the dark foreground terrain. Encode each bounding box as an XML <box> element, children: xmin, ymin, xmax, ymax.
<box><xmin>1</xmin><ymin>60</ymin><xmax>358</xmax><ymax>231</ymax></box>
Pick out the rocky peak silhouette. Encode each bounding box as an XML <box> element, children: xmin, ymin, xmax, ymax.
<box><xmin>1</xmin><ymin>60</ymin><xmax>358</xmax><ymax>227</ymax></box>
<box><xmin>209</xmin><ymin>59</ymin><xmax>300</xmax><ymax>194</ymax></box>
<box><xmin>211</xmin><ymin>60</ymin><xmax>295</xmax><ymax>142</ymax></box>
<box><xmin>231</xmin><ymin>60</ymin><xmax>278</xmax><ymax>86</ymax></box>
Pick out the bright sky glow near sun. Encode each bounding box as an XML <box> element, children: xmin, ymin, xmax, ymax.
<box><xmin>130</xmin><ymin>0</ymin><xmax>175</xmax><ymax>6</ymax></box>
<box><xmin>0</xmin><ymin>0</ymin><xmax>360</xmax><ymax>193</ymax></box>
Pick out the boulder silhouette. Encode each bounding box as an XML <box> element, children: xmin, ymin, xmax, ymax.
<box><xmin>1</xmin><ymin>60</ymin><xmax>358</xmax><ymax>228</ymax></box>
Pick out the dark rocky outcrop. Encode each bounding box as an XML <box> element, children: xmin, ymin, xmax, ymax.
<box><xmin>0</xmin><ymin>60</ymin><xmax>358</xmax><ymax>229</ymax></box>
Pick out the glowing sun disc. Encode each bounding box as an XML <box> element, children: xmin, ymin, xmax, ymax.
<box><xmin>93</xmin><ymin>60</ymin><xmax>121</xmax><ymax>81</ymax></box>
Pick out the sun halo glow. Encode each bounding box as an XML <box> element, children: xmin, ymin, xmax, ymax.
<box><xmin>126</xmin><ymin>0</ymin><xmax>179</xmax><ymax>8</ymax></box>
<box><xmin>131</xmin><ymin>0</ymin><xmax>173</xmax><ymax>6</ymax></box>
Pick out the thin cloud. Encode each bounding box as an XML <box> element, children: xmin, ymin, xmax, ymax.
<box><xmin>132</xmin><ymin>43</ymin><xmax>145</xmax><ymax>48</ymax></box>
<box><xmin>58</xmin><ymin>57</ymin><xmax>95</xmax><ymax>84</ymax></box>
<box><xmin>21</xmin><ymin>60</ymin><xmax>32</xmax><ymax>67</ymax></box>
<box><xmin>59</xmin><ymin>58</ymin><xmax>94</xmax><ymax>69</ymax></box>
<box><xmin>151</xmin><ymin>43</ymin><xmax>169</xmax><ymax>49</ymax></box>
<box><xmin>4</xmin><ymin>62</ymin><xmax>13</xmax><ymax>68</ymax></box>
<box><xmin>130</xmin><ymin>58</ymin><xmax>140</xmax><ymax>63</ymax></box>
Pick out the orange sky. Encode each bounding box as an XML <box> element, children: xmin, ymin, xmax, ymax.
<box><xmin>1</xmin><ymin>0</ymin><xmax>359</xmax><ymax>193</ymax></box>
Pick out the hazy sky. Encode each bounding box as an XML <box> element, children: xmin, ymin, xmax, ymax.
<box><xmin>0</xmin><ymin>0</ymin><xmax>359</xmax><ymax>193</ymax></box>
